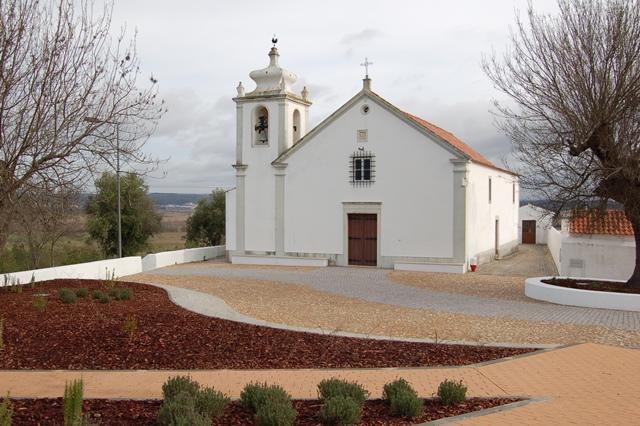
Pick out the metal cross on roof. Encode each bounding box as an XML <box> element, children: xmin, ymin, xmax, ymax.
<box><xmin>360</xmin><ymin>57</ymin><xmax>373</xmax><ymax>78</ymax></box>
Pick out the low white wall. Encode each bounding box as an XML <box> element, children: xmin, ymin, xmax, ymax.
<box><xmin>0</xmin><ymin>245</ymin><xmax>226</xmax><ymax>286</ymax></box>
<box><xmin>141</xmin><ymin>246</ymin><xmax>226</xmax><ymax>271</ymax></box>
<box><xmin>394</xmin><ymin>262</ymin><xmax>465</xmax><ymax>274</ymax></box>
<box><xmin>231</xmin><ymin>254</ymin><xmax>328</xmax><ymax>267</ymax></box>
<box><xmin>560</xmin><ymin>235</ymin><xmax>635</xmax><ymax>280</ymax></box>
<box><xmin>547</xmin><ymin>227</ymin><xmax>562</xmax><ymax>273</ymax></box>
<box><xmin>525</xmin><ymin>276</ymin><xmax>640</xmax><ymax>312</ymax></box>
<box><xmin>0</xmin><ymin>257</ymin><xmax>142</xmax><ymax>286</ymax></box>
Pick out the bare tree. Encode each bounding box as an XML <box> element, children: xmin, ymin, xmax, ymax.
<box><xmin>483</xmin><ymin>0</ymin><xmax>640</xmax><ymax>286</ymax></box>
<box><xmin>0</xmin><ymin>0</ymin><xmax>165</xmax><ymax>251</ymax></box>
<box><xmin>16</xmin><ymin>186</ymin><xmax>80</xmax><ymax>268</ymax></box>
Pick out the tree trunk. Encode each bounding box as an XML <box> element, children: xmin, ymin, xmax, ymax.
<box><xmin>627</xmin><ymin>219</ymin><xmax>640</xmax><ymax>288</ymax></box>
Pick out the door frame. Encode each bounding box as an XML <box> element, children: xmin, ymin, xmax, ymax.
<box><xmin>494</xmin><ymin>217</ymin><xmax>500</xmax><ymax>257</ymax></box>
<box><xmin>342</xmin><ymin>202</ymin><xmax>382</xmax><ymax>267</ymax></box>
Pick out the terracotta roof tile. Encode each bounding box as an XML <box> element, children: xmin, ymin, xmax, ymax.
<box><xmin>404</xmin><ymin>113</ymin><xmax>514</xmax><ymax>174</ymax></box>
<box><xmin>569</xmin><ymin>210</ymin><xmax>635</xmax><ymax>236</ymax></box>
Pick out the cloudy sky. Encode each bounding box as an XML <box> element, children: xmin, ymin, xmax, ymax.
<box><xmin>111</xmin><ymin>0</ymin><xmax>559</xmax><ymax>194</ymax></box>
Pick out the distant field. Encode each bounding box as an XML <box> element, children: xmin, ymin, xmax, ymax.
<box><xmin>0</xmin><ymin>211</ymin><xmax>191</xmax><ymax>273</ymax></box>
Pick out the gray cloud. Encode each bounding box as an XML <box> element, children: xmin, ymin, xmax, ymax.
<box><xmin>109</xmin><ymin>0</ymin><xmax>559</xmax><ymax>193</ymax></box>
<box><xmin>340</xmin><ymin>29</ymin><xmax>385</xmax><ymax>45</ymax></box>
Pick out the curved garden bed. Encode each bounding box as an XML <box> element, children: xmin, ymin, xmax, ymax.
<box><xmin>0</xmin><ymin>279</ymin><xmax>532</xmax><ymax>369</ymax></box>
<box><xmin>525</xmin><ymin>277</ymin><xmax>640</xmax><ymax>311</ymax></box>
<box><xmin>9</xmin><ymin>397</ymin><xmax>523</xmax><ymax>425</ymax></box>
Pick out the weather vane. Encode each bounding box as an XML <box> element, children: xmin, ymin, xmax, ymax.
<box><xmin>272</xmin><ymin>34</ymin><xmax>278</xmax><ymax>47</ymax></box>
<box><xmin>360</xmin><ymin>57</ymin><xmax>373</xmax><ymax>78</ymax></box>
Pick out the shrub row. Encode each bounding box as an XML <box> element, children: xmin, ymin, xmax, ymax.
<box><xmin>57</xmin><ymin>286</ymin><xmax>133</xmax><ymax>305</ymax></box>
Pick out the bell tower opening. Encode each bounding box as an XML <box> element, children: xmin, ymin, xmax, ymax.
<box><xmin>292</xmin><ymin>109</ymin><xmax>301</xmax><ymax>143</ymax></box>
<box><xmin>253</xmin><ymin>105</ymin><xmax>269</xmax><ymax>146</ymax></box>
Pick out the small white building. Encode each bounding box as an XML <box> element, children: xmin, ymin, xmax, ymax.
<box><xmin>547</xmin><ymin>210</ymin><xmax>636</xmax><ymax>280</ymax></box>
<box><xmin>225</xmin><ymin>45</ymin><xmax>519</xmax><ymax>272</ymax></box>
<box><xmin>518</xmin><ymin>204</ymin><xmax>553</xmax><ymax>245</ymax></box>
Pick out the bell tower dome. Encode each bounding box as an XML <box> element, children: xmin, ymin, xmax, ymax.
<box><xmin>233</xmin><ymin>41</ymin><xmax>312</xmax><ymax>159</ymax></box>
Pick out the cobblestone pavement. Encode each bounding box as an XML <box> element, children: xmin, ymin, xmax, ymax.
<box><xmin>477</xmin><ymin>244</ymin><xmax>558</xmax><ymax>277</ymax></box>
<box><xmin>2</xmin><ymin>344</ymin><xmax>638</xmax><ymax>425</ymax></box>
<box><xmin>148</xmin><ymin>263</ymin><xmax>640</xmax><ymax>331</ymax></box>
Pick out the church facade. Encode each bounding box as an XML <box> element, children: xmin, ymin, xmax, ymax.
<box><xmin>225</xmin><ymin>45</ymin><xmax>519</xmax><ymax>273</ymax></box>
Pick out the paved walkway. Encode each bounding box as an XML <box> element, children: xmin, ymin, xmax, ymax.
<box><xmin>2</xmin><ymin>343</ymin><xmax>638</xmax><ymax>424</ymax></box>
<box><xmin>477</xmin><ymin>244</ymin><xmax>558</xmax><ymax>277</ymax></box>
<box><xmin>147</xmin><ymin>264</ymin><xmax>639</xmax><ymax>331</ymax></box>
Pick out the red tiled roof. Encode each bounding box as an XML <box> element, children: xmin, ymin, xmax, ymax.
<box><xmin>569</xmin><ymin>210</ymin><xmax>634</xmax><ymax>236</ymax></box>
<box><xmin>405</xmin><ymin>113</ymin><xmax>498</xmax><ymax>170</ymax></box>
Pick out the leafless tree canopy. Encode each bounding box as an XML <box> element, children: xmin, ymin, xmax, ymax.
<box><xmin>483</xmin><ymin>0</ymin><xmax>640</xmax><ymax>285</ymax></box>
<box><xmin>15</xmin><ymin>186</ymin><xmax>80</xmax><ymax>269</ymax></box>
<box><xmin>0</xmin><ymin>0</ymin><xmax>165</xmax><ymax>249</ymax></box>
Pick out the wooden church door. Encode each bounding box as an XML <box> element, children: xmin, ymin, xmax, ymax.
<box><xmin>348</xmin><ymin>214</ymin><xmax>377</xmax><ymax>266</ymax></box>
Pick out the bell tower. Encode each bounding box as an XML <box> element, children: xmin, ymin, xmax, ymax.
<box><xmin>232</xmin><ymin>40</ymin><xmax>312</xmax><ymax>254</ymax></box>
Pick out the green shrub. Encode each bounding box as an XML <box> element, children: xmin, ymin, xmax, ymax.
<box><xmin>162</xmin><ymin>376</ymin><xmax>200</xmax><ymax>402</ymax></box>
<box><xmin>437</xmin><ymin>379</ymin><xmax>467</xmax><ymax>406</ymax></box>
<box><xmin>75</xmin><ymin>288</ymin><xmax>88</xmax><ymax>298</ymax></box>
<box><xmin>195</xmin><ymin>387</ymin><xmax>229</xmax><ymax>419</ymax></box>
<box><xmin>58</xmin><ymin>288</ymin><xmax>77</xmax><ymax>304</ymax></box>
<box><xmin>383</xmin><ymin>379</ymin><xmax>423</xmax><ymax>417</ymax></box>
<box><xmin>317</xmin><ymin>378</ymin><xmax>369</xmax><ymax>407</ymax></box>
<box><xmin>319</xmin><ymin>395</ymin><xmax>361</xmax><ymax>425</ymax></box>
<box><xmin>33</xmin><ymin>295</ymin><xmax>48</xmax><ymax>312</ymax></box>
<box><xmin>255</xmin><ymin>397</ymin><xmax>297</xmax><ymax>426</ymax></box>
<box><xmin>110</xmin><ymin>287</ymin><xmax>133</xmax><ymax>301</ymax></box>
<box><xmin>63</xmin><ymin>379</ymin><xmax>84</xmax><ymax>426</ymax></box>
<box><xmin>159</xmin><ymin>377</ymin><xmax>228</xmax><ymax>425</ymax></box>
<box><xmin>92</xmin><ymin>290</ymin><xmax>110</xmax><ymax>303</ymax></box>
<box><xmin>117</xmin><ymin>287</ymin><xmax>133</xmax><ymax>300</ymax></box>
<box><xmin>0</xmin><ymin>394</ymin><xmax>12</xmax><ymax>426</ymax></box>
<box><xmin>157</xmin><ymin>391</ymin><xmax>209</xmax><ymax>426</ymax></box>
<box><xmin>382</xmin><ymin>378</ymin><xmax>414</xmax><ymax>404</ymax></box>
<box><xmin>389</xmin><ymin>391</ymin><xmax>423</xmax><ymax>418</ymax></box>
<box><xmin>240</xmin><ymin>383</ymin><xmax>291</xmax><ymax>413</ymax></box>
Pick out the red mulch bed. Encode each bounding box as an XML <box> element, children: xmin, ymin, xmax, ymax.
<box><xmin>9</xmin><ymin>398</ymin><xmax>523</xmax><ymax>425</ymax></box>
<box><xmin>542</xmin><ymin>277</ymin><xmax>640</xmax><ymax>294</ymax></box>
<box><xmin>0</xmin><ymin>279</ymin><xmax>533</xmax><ymax>369</ymax></box>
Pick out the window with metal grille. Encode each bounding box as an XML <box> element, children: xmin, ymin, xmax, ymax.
<box><xmin>350</xmin><ymin>151</ymin><xmax>375</xmax><ymax>186</ymax></box>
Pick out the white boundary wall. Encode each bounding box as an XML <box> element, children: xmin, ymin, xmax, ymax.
<box><xmin>547</xmin><ymin>227</ymin><xmax>562</xmax><ymax>273</ymax></box>
<box><xmin>141</xmin><ymin>246</ymin><xmax>226</xmax><ymax>271</ymax></box>
<box><xmin>0</xmin><ymin>245</ymin><xmax>225</xmax><ymax>286</ymax></box>
<box><xmin>0</xmin><ymin>257</ymin><xmax>142</xmax><ymax>286</ymax></box>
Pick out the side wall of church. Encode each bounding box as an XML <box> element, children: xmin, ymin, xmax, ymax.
<box><xmin>283</xmin><ymin>95</ymin><xmax>457</xmax><ymax>265</ymax></box>
<box><xmin>467</xmin><ymin>163</ymin><xmax>519</xmax><ymax>263</ymax></box>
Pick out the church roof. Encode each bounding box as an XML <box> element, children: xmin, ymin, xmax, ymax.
<box><xmin>274</xmin><ymin>83</ymin><xmax>516</xmax><ymax>176</ymax></box>
<box><xmin>404</xmin><ymin>113</ymin><xmax>496</xmax><ymax>170</ymax></box>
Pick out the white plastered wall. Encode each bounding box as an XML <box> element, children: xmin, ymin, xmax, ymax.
<box><xmin>518</xmin><ymin>204</ymin><xmax>553</xmax><ymax>244</ymax></box>
<box><xmin>240</xmin><ymin>101</ymin><xmax>279</xmax><ymax>253</ymax></box>
<box><xmin>467</xmin><ymin>163</ymin><xmax>519</xmax><ymax>262</ymax></box>
<box><xmin>283</xmin><ymin>95</ymin><xmax>455</xmax><ymax>262</ymax></box>
<box><xmin>225</xmin><ymin>188</ymin><xmax>236</xmax><ymax>251</ymax></box>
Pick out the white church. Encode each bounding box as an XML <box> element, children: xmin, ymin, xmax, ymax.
<box><xmin>225</xmin><ymin>44</ymin><xmax>519</xmax><ymax>273</ymax></box>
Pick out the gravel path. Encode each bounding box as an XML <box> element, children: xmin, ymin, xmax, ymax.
<box><xmin>128</xmin><ymin>271</ymin><xmax>640</xmax><ymax>348</ymax></box>
<box><xmin>147</xmin><ymin>263</ymin><xmax>640</xmax><ymax>331</ymax></box>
